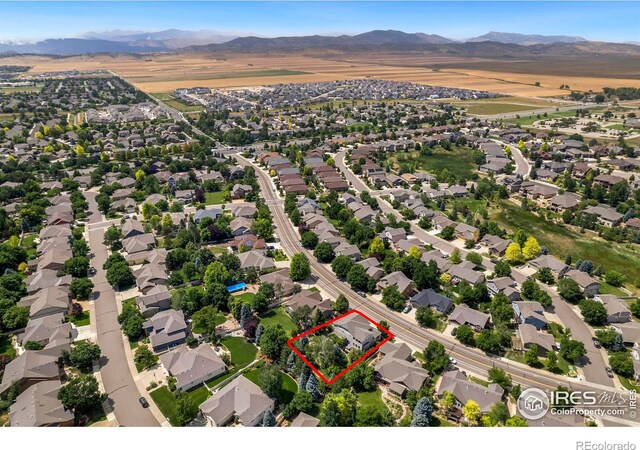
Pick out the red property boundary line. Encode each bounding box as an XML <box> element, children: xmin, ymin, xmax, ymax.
<box><xmin>286</xmin><ymin>309</ymin><xmax>394</xmax><ymax>385</ymax></box>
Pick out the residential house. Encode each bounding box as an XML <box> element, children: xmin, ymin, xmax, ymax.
<box><xmin>285</xmin><ymin>290</ymin><xmax>333</xmax><ymax>319</ymax></box>
<box><xmin>378</xmin><ymin>271</ymin><xmax>415</xmax><ymax>297</ymax></box>
<box><xmin>143</xmin><ymin>309</ymin><xmax>189</xmax><ymax>353</ymax></box>
<box><xmin>290</xmin><ymin>412</ymin><xmax>320</xmax><ymax>427</ymax></box>
<box><xmin>238</xmin><ymin>250</ymin><xmax>276</xmax><ymax>272</ymax></box>
<box><xmin>199</xmin><ymin>375</ymin><xmax>274</xmax><ymax>427</ymax></box>
<box><xmin>595</xmin><ymin>295</ymin><xmax>631</xmax><ymax>324</ymax></box>
<box><xmin>518</xmin><ymin>323</ymin><xmax>557</xmax><ymax>356</ymax></box>
<box><xmin>160</xmin><ymin>344</ymin><xmax>226</xmax><ymax>391</ymax></box>
<box><xmin>334</xmin><ymin>314</ymin><xmax>382</xmax><ymax>351</ymax></box>
<box><xmin>449</xmin><ymin>305</ymin><xmax>490</xmax><ymax>330</ymax></box>
<box><xmin>374</xmin><ymin>342</ymin><xmax>430</xmax><ymax>397</ymax></box>
<box><xmin>448</xmin><ymin>263</ymin><xmax>485</xmax><ymax>286</ymax></box>
<box><xmin>410</xmin><ymin>289</ymin><xmax>454</xmax><ymax>315</ymax></box>
<box><xmin>436</xmin><ymin>370</ymin><xmax>504</xmax><ymax>415</ymax></box>
<box><xmin>8</xmin><ymin>380</ymin><xmax>74</xmax><ymax>427</ymax></box>
<box><xmin>136</xmin><ymin>285</ymin><xmax>172</xmax><ymax>318</ymax></box>
<box><xmin>529</xmin><ymin>255</ymin><xmax>569</xmax><ymax>280</ymax></box>
<box><xmin>512</xmin><ymin>301</ymin><xmax>549</xmax><ymax>330</ymax></box>
<box><xmin>564</xmin><ymin>270</ymin><xmax>600</xmax><ymax>297</ymax></box>
<box><xmin>260</xmin><ymin>269</ymin><xmax>295</xmax><ymax>298</ymax></box>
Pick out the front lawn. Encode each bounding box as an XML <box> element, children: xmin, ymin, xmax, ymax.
<box><xmin>259</xmin><ymin>307</ymin><xmax>297</xmax><ymax>336</ymax></box>
<box><xmin>150</xmin><ymin>386</ymin><xmax>180</xmax><ymax>426</ymax></box>
<box><xmin>599</xmin><ymin>282</ymin><xmax>628</xmax><ymax>297</ymax></box>
<box><xmin>244</xmin><ymin>367</ymin><xmax>298</xmax><ymax>405</ymax></box>
<box><xmin>68</xmin><ymin>311</ymin><xmax>91</xmax><ymax>327</ymax></box>
<box><xmin>204</xmin><ymin>191</ymin><xmax>226</xmax><ymax>205</ymax></box>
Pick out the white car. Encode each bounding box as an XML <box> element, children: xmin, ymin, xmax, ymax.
<box><xmin>449</xmin><ymin>356</ymin><xmax>457</xmax><ymax>365</ymax></box>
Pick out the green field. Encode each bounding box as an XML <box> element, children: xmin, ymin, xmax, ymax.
<box><xmin>259</xmin><ymin>307</ymin><xmax>297</xmax><ymax>336</ymax></box>
<box><xmin>68</xmin><ymin>311</ymin><xmax>91</xmax><ymax>327</ymax></box>
<box><xmin>507</xmin><ymin>109</ymin><xmax>605</xmax><ymax>127</ymax></box>
<box><xmin>150</xmin><ymin>387</ymin><xmax>180</xmax><ymax>426</ymax></box>
<box><xmin>204</xmin><ymin>191</ymin><xmax>226</xmax><ymax>205</ymax></box>
<box><xmin>0</xmin><ymin>85</ymin><xmax>42</xmax><ymax>93</ymax></box>
<box><xmin>221</xmin><ymin>336</ymin><xmax>257</xmax><ymax>369</ymax></box>
<box><xmin>244</xmin><ymin>367</ymin><xmax>298</xmax><ymax>405</ymax></box>
<box><xmin>0</xmin><ymin>334</ymin><xmax>15</xmax><ymax>357</ymax></box>
<box><xmin>392</xmin><ymin>146</ymin><xmax>476</xmax><ymax>179</ymax></box>
<box><xmin>491</xmin><ymin>200</ymin><xmax>640</xmax><ymax>291</ymax></box>
<box><xmin>357</xmin><ymin>388</ymin><xmax>389</xmax><ymax>412</ymax></box>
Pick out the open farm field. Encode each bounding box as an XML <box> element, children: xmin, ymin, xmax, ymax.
<box><xmin>3</xmin><ymin>51</ymin><xmax>640</xmax><ymax>96</ymax></box>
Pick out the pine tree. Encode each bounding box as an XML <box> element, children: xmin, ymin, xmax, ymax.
<box><xmin>255</xmin><ymin>324</ymin><xmax>265</xmax><ymax>343</ymax></box>
<box><xmin>262</xmin><ymin>409</ymin><xmax>276</xmax><ymax>427</ymax></box>
<box><xmin>298</xmin><ymin>369</ymin><xmax>309</xmax><ymax>391</ymax></box>
<box><xmin>305</xmin><ymin>373</ymin><xmax>320</xmax><ymax>400</ymax></box>
<box><xmin>411</xmin><ymin>397</ymin><xmax>433</xmax><ymax>427</ymax></box>
<box><xmin>286</xmin><ymin>351</ymin><xmax>297</xmax><ymax>372</ymax></box>
<box><xmin>239</xmin><ymin>304</ymin><xmax>251</xmax><ymax>329</ymax></box>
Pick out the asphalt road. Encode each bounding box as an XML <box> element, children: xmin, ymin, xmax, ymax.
<box><xmin>85</xmin><ymin>191</ymin><xmax>159</xmax><ymax>427</ymax></box>
<box><xmin>238</xmin><ymin>154</ymin><xmax>631</xmax><ymax>425</ymax></box>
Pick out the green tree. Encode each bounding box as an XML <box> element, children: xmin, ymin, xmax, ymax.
<box><xmin>411</xmin><ymin>397</ymin><xmax>433</xmax><ymax>427</ymax></box>
<box><xmin>2</xmin><ymin>305</ymin><xmax>28</xmax><ymax>330</ymax></box>
<box><xmin>301</xmin><ymin>231</ymin><xmax>319</xmax><ymax>249</ymax></box>
<box><xmin>331</xmin><ymin>255</ymin><xmax>354</xmax><ymax>279</ymax></box>
<box><xmin>609</xmin><ymin>352</ymin><xmax>634</xmax><ymax>378</ymax></box>
<box><xmin>259</xmin><ymin>363</ymin><xmax>283</xmax><ymax>399</ymax></box>
<box><xmin>69</xmin><ymin>341</ymin><xmax>102</xmax><ymax>371</ymax></box>
<box><xmin>314</xmin><ymin>242</ymin><xmax>335</xmax><ymax>263</ymax></box>
<box><xmin>58</xmin><ymin>374</ymin><xmax>107</xmax><ymax>415</ymax></box>
<box><xmin>347</xmin><ymin>264</ymin><xmax>372</xmax><ymax>292</ymax></box>
<box><xmin>175</xmin><ymin>392</ymin><xmax>199</xmax><ymax>426</ymax></box>
<box><xmin>70</xmin><ymin>278</ymin><xmax>94</xmax><ymax>299</ymax></box>
<box><xmin>368</xmin><ymin>236</ymin><xmax>385</xmax><ymax>257</ymax></box>
<box><xmin>422</xmin><ymin>340</ymin><xmax>449</xmax><ymax>375</ymax></box>
<box><xmin>524</xmin><ymin>345</ymin><xmax>540</xmax><ymax>366</ymax></box>
<box><xmin>381</xmin><ymin>286</ymin><xmax>405</xmax><ymax>312</ymax></box>
<box><xmin>283</xmin><ymin>390</ymin><xmax>314</xmax><ymax>420</ymax></box>
<box><xmin>439</xmin><ymin>226</ymin><xmax>455</xmax><ymax>241</ymax></box>
<box><xmin>260</xmin><ymin>324</ymin><xmax>288</xmax><ymax>361</ymax></box>
<box><xmin>486</xmin><ymin>402</ymin><xmax>510</xmax><ymax>426</ymax></box>
<box><xmin>579</xmin><ymin>299</ymin><xmax>608</xmax><ymax>325</ymax></box>
<box><xmin>462</xmin><ymin>399</ymin><xmax>481</xmax><ymax>426</ymax></box>
<box><xmin>134</xmin><ymin>345</ymin><xmax>159</xmax><ymax>370</ymax></box>
<box><xmin>557</xmin><ymin>278</ymin><xmax>583</xmax><ymax>303</ymax></box>
<box><xmin>355</xmin><ymin>405</ymin><xmax>394</xmax><ymax>426</ymax></box>
<box><xmin>415</xmin><ymin>307</ymin><xmax>437</xmax><ymax>329</ymax></box>
<box><xmin>64</xmin><ymin>256</ymin><xmax>90</xmax><ymax>278</ymax></box>
<box><xmin>493</xmin><ymin>260</ymin><xmax>512</xmax><ymax>277</ymax></box>
<box><xmin>333</xmin><ymin>294</ymin><xmax>349</xmax><ymax>314</ymax></box>
<box><xmin>559</xmin><ymin>338</ymin><xmax>586</xmax><ymax>363</ymax></box>
<box><xmin>251</xmin><ymin>218</ymin><xmax>274</xmax><ymax>240</ymax></box>
<box><xmin>204</xmin><ymin>261</ymin><xmax>230</xmax><ymax>289</ymax></box>
<box><xmin>537</xmin><ymin>267</ymin><xmax>555</xmax><ymax>285</ymax></box>
<box><xmin>191</xmin><ymin>306</ymin><xmax>221</xmax><ymax>335</ymax></box>
<box><xmin>488</xmin><ymin>367</ymin><xmax>512</xmax><ymax>390</ymax></box>
<box><xmin>604</xmin><ymin>270</ymin><xmax>625</xmax><ymax>287</ymax></box>
<box><xmin>455</xmin><ymin>324</ymin><xmax>476</xmax><ymax>346</ymax></box>
<box><xmin>290</xmin><ymin>253</ymin><xmax>311</xmax><ymax>281</ymax></box>
<box><xmin>505</xmin><ymin>416</ymin><xmax>528</xmax><ymax>427</ymax></box>
<box><xmin>106</xmin><ymin>261</ymin><xmax>134</xmax><ymax>288</ymax></box>
<box><xmin>546</xmin><ymin>350</ymin><xmax>559</xmax><ymax>372</ymax></box>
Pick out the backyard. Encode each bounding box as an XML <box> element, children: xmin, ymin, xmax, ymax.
<box><xmin>244</xmin><ymin>366</ymin><xmax>298</xmax><ymax>405</ymax></box>
<box><xmin>204</xmin><ymin>191</ymin><xmax>226</xmax><ymax>205</ymax></box>
<box><xmin>357</xmin><ymin>388</ymin><xmax>389</xmax><ymax>413</ymax></box>
<box><xmin>205</xmin><ymin>336</ymin><xmax>258</xmax><ymax>389</ymax></box>
<box><xmin>150</xmin><ymin>384</ymin><xmax>212</xmax><ymax>426</ymax></box>
<box><xmin>259</xmin><ymin>307</ymin><xmax>298</xmax><ymax>336</ymax></box>
<box><xmin>0</xmin><ymin>334</ymin><xmax>15</xmax><ymax>357</ymax></box>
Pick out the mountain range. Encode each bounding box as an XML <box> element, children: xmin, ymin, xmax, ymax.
<box><xmin>0</xmin><ymin>28</ymin><xmax>634</xmax><ymax>55</ymax></box>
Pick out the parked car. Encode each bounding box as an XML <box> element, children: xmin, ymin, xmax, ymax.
<box><xmin>402</xmin><ymin>305</ymin><xmax>412</xmax><ymax>314</ymax></box>
<box><xmin>449</xmin><ymin>356</ymin><xmax>457</xmax><ymax>365</ymax></box>
<box><xmin>88</xmin><ymin>266</ymin><xmax>97</xmax><ymax>275</ymax></box>
<box><xmin>139</xmin><ymin>397</ymin><xmax>149</xmax><ymax>408</ymax></box>
<box><xmin>592</xmin><ymin>337</ymin><xmax>601</xmax><ymax>349</ymax></box>
<box><xmin>606</xmin><ymin>367</ymin><xmax>614</xmax><ymax>378</ymax></box>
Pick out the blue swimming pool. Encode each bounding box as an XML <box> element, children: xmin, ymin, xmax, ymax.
<box><xmin>226</xmin><ymin>282</ymin><xmax>247</xmax><ymax>293</ymax></box>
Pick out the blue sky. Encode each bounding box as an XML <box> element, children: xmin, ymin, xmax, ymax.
<box><xmin>1</xmin><ymin>2</ymin><xmax>639</xmax><ymax>43</ymax></box>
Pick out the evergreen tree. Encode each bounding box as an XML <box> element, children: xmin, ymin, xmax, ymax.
<box><xmin>255</xmin><ymin>324</ymin><xmax>265</xmax><ymax>343</ymax></box>
<box><xmin>411</xmin><ymin>397</ymin><xmax>433</xmax><ymax>427</ymax></box>
<box><xmin>262</xmin><ymin>409</ymin><xmax>276</xmax><ymax>427</ymax></box>
<box><xmin>286</xmin><ymin>351</ymin><xmax>297</xmax><ymax>372</ymax></box>
<box><xmin>298</xmin><ymin>369</ymin><xmax>309</xmax><ymax>390</ymax></box>
<box><xmin>305</xmin><ymin>373</ymin><xmax>320</xmax><ymax>400</ymax></box>
<box><xmin>239</xmin><ymin>304</ymin><xmax>251</xmax><ymax>329</ymax></box>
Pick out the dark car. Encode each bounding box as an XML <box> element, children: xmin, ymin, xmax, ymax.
<box><xmin>139</xmin><ymin>397</ymin><xmax>149</xmax><ymax>408</ymax></box>
<box><xmin>592</xmin><ymin>337</ymin><xmax>601</xmax><ymax>349</ymax></box>
<box><xmin>606</xmin><ymin>367</ymin><xmax>614</xmax><ymax>378</ymax></box>
<box><xmin>89</xmin><ymin>267</ymin><xmax>97</xmax><ymax>275</ymax></box>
